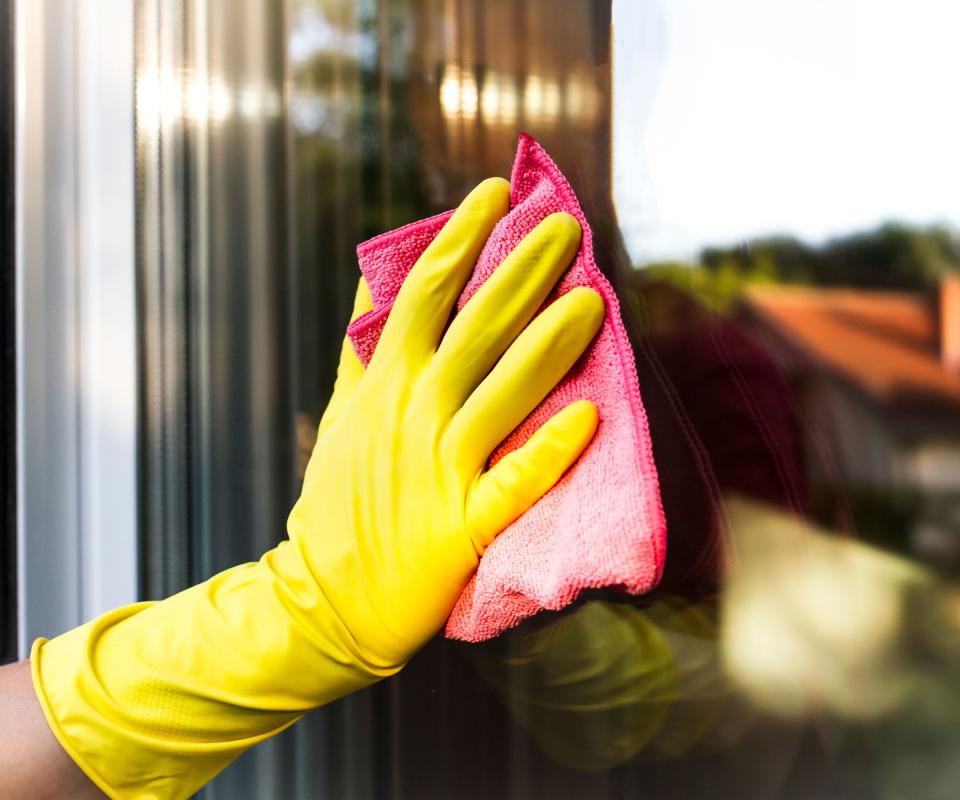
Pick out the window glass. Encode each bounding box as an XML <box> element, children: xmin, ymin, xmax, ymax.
<box><xmin>137</xmin><ymin>1</ymin><xmax>960</xmax><ymax>796</ymax></box>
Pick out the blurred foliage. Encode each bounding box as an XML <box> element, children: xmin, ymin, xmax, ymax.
<box><xmin>355</xmin><ymin>0</ymin><xmax>430</xmax><ymax>236</ymax></box>
<box><xmin>813</xmin><ymin>481</ymin><xmax>960</xmax><ymax>573</ymax></box>
<box><xmin>290</xmin><ymin>0</ymin><xmax>430</xmax><ymax>420</ymax></box>
<box><xmin>642</xmin><ymin>223</ymin><xmax>960</xmax><ymax>310</ymax></box>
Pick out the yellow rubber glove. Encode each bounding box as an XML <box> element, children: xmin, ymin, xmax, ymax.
<box><xmin>30</xmin><ymin>178</ymin><xmax>605</xmax><ymax>800</ymax></box>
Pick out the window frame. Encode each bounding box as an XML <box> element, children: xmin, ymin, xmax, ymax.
<box><xmin>14</xmin><ymin>0</ymin><xmax>138</xmax><ymax>654</ymax></box>
<box><xmin>1</xmin><ymin>0</ymin><xmax>16</xmax><ymax>664</ymax></box>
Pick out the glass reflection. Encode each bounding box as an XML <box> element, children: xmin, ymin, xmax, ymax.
<box><xmin>154</xmin><ymin>0</ymin><xmax>960</xmax><ymax>796</ymax></box>
<box><xmin>282</xmin><ymin>0</ymin><xmax>960</xmax><ymax>795</ymax></box>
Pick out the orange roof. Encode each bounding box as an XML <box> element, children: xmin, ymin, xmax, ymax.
<box><xmin>740</xmin><ymin>287</ymin><xmax>960</xmax><ymax>418</ymax></box>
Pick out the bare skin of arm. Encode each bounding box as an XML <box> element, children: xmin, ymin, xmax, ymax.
<box><xmin>0</xmin><ymin>660</ymin><xmax>105</xmax><ymax>799</ymax></box>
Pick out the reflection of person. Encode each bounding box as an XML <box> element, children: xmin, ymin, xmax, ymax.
<box><xmin>0</xmin><ymin>179</ymin><xmax>606</xmax><ymax>799</ymax></box>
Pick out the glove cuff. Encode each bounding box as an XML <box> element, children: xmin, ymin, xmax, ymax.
<box><xmin>30</xmin><ymin>556</ymin><xmax>398</xmax><ymax>799</ymax></box>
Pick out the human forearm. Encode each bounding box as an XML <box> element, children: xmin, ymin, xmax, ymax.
<box><xmin>0</xmin><ymin>659</ymin><xmax>105</xmax><ymax>799</ymax></box>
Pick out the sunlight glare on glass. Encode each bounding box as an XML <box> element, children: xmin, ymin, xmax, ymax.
<box><xmin>460</xmin><ymin>71</ymin><xmax>479</xmax><ymax>120</ymax></box>
<box><xmin>440</xmin><ymin>64</ymin><xmax>462</xmax><ymax>118</ymax></box>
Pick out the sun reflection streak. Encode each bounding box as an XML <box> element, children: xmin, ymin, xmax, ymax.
<box><xmin>441</xmin><ymin>65</ymin><xmax>585</xmax><ymax>127</ymax></box>
<box><xmin>137</xmin><ymin>72</ymin><xmax>281</xmax><ymax>127</ymax></box>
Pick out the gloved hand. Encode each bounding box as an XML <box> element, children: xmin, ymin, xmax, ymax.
<box><xmin>30</xmin><ymin>178</ymin><xmax>605</xmax><ymax>800</ymax></box>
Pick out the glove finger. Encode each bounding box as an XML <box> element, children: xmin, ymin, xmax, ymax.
<box><xmin>446</xmin><ymin>286</ymin><xmax>604</xmax><ymax>472</ymax></box>
<box><xmin>465</xmin><ymin>399</ymin><xmax>599</xmax><ymax>553</ymax></box>
<box><xmin>316</xmin><ymin>276</ymin><xmax>374</xmax><ymax>440</ymax></box>
<box><xmin>430</xmin><ymin>212</ymin><xmax>581</xmax><ymax>413</ymax></box>
<box><xmin>373</xmin><ymin>178</ymin><xmax>509</xmax><ymax>369</ymax></box>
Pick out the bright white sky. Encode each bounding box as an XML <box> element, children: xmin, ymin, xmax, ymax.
<box><xmin>612</xmin><ymin>0</ymin><xmax>960</xmax><ymax>264</ymax></box>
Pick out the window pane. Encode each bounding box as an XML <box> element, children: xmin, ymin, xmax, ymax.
<box><xmin>135</xmin><ymin>1</ymin><xmax>960</xmax><ymax>797</ymax></box>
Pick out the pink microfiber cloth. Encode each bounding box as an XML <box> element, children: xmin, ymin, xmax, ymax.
<box><xmin>348</xmin><ymin>134</ymin><xmax>666</xmax><ymax>642</ymax></box>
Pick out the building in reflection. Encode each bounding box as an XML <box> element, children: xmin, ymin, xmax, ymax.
<box><xmin>740</xmin><ymin>277</ymin><xmax>960</xmax><ymax>559</ymax></box>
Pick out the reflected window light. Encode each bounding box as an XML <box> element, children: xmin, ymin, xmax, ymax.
<box><xmin>136</xmin><ymin>77</ymin><xmax>183</xmax><ymax>126</ymax></box>
<box><xmin>209</xmin><ymin>79</ymin><xmax>233</xmax><ymax>122</ymax></box>
<box><xmin>460</xmin><ymin>71</ymin><xmax>478</xmax><ymax>120</ymax></box>
<box><xmin>239</xmin><ymin>85</ymin><xmax>261</xmax><ymax>118</ymax></box>
<box><xmin>136</xmin><ymin>73</ymin><xmax>233</xmax><ymax>125</ymax></box>
<box><xmin>524</xmin><ymin>74</ymin><xmax>544</xmax><ymax>119</ymax></box>
<box><xmin>137</xmin><ymin>76</ymin><xmax>283</xmax><ymax>126</ymax></box>
<box><xmin>239</xmin><ymin>84</ymin><xmax>282</xmax><ymax>120</ymax></box>
<box><xmin>498</xmin><ymin>79</ymin><xmax>518</xmax><ymax>125</ymax></box>
<box><xmin>439</xmin><ymin>64</ymin><xmax>478</xmax><ymax>121</ymax></box>
<box><xmin>565</xmin><ymin>74</ymin><xmax>598</xmax><ymax>123</ymax></box>
<box><xmin>480</xmin><ymin>72</ymin><xmax>499</xmax><ymax>122</ymax></box>
<box><xmin>183</xmin><ymin>78</ymin><xmax>206</xmax><ymax>120</ymax></box>
<box><xmin>184</xmin><ymin>76</ymin><xmax>231</xmax><ymax>122</ymax></box>
<box><xmin>439</xmin><ymin>64</ymin><xmax>461</xmax><ymax>118</ymax></box>
<box><xmin>460</xmin><ymin>72</ymin><xmax>478</xmax><ymax>119</ymax></box>
<box><xmin>542</xmin><ymin>77</ymin><xmax>561</xmax><ymax>122</ymax></box>
<box><xmin>524</xmin><ymin>74</ymin><xmax>563</xmax><ymax>124</ymax></box>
